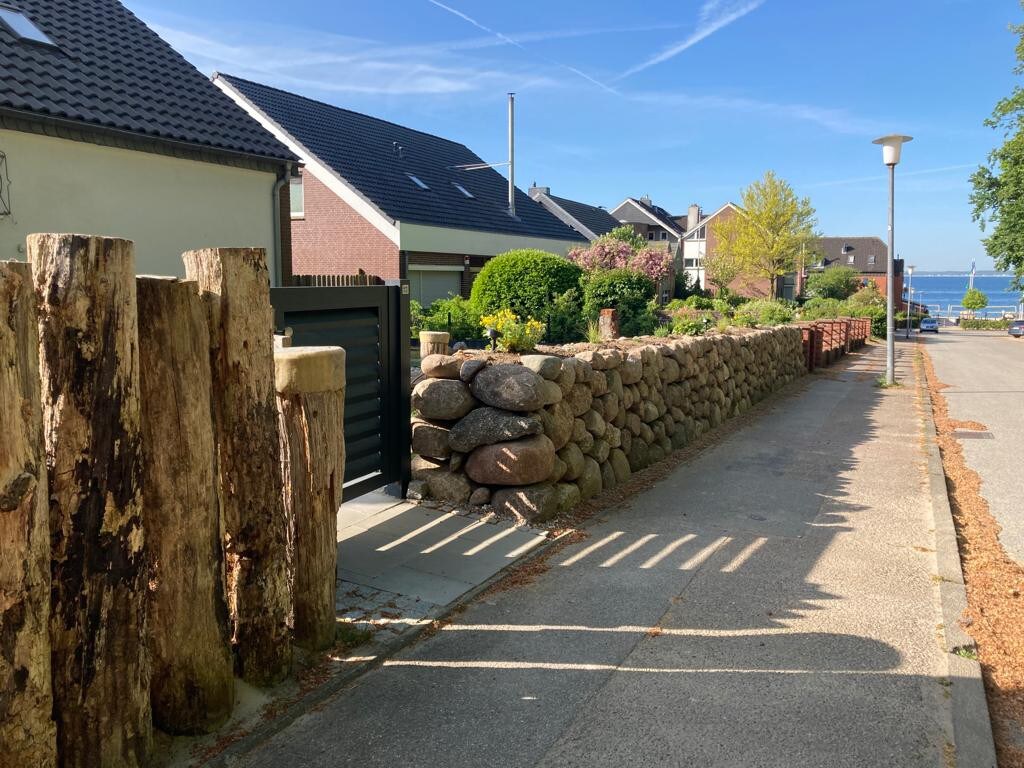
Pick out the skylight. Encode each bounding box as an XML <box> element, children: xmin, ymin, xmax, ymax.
<box><xmin>406</xmin><ymin>173</ymin><xmax>429</xmax><ymax>190</ymax></box>
<box><xmin>452</xmin><ymin>182</ymin><xmax>474</xmax><ymax>199</ymax></box>
<box><xmin>0</xmin><ymin>6</ymin><xmax>56</xmax><ymax>46</ymax></box>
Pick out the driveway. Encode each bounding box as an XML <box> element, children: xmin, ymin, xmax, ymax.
<box><xmin>918</xmin><ymin>329</ymin><xmax>1024</xmax><ymax>565</ymax></box>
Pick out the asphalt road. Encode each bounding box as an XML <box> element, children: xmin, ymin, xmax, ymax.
<box><xmin>917</xmin><ymin>329</ymin><xmax>1024</xmax><ymax>565</ymax></box>
<box><xmin>233</xmin><ymin>344</ymin><xmax>956</xmax><ymax>768</ymax></box>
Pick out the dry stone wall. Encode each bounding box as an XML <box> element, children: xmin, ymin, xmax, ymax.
<box><xmin>411</xmin><ymin>328</ymin><xmax>806</xmax><ymax>521</ymax></box>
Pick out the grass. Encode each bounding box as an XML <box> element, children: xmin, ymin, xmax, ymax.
<box><xmin>334</xmin><ymin>623</ymin><xmax>373</xmax><ymax>653</ymax></box>
<box><xmin>875</xmin><ymin>376</ymin><xmax>903</xmax><ymax>389</ymax></box>
<box><xmin>953</xmin><ymin>644</ymin><xmax>980</xmax><ymax>661</ymax></box>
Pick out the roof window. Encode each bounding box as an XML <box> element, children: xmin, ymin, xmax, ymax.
<box><xmin>406</xmin><ymin>173</ymin><xmax>429</xmax><ymax>190</ymax></box>
<box><xmin>452</xmin><ymin>182</ymin><xmax>474</xmax><ymax>199</ymax></box>
<box><xmin>0</xmin><ymin>6</ymin><xmax>57</xmax><ymax>46</ymax></box>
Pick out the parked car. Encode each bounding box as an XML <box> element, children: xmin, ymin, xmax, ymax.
<box><xmin>919</xmin><ymin>317</ymin><xmax>939</xmax><ymax>333</ymax></box>
<box><xmin>1009</xmin><ymin>319</ymin><xmax>1024</xmax><ymax>338</ymax></box>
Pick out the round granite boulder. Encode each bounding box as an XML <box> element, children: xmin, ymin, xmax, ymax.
<box><xmin>465</xmin><ymin>434</ymin><xmax>555</xmax><ymax>486</ymax></box>
<box><xmin>448</xmin><ymin>407</ymin><xmax>542</xmax><ymax>453</ymax></box>
<box><xmin>470</xmin><ymin>364</ymin><xmax>546</xmax><ymax>412</ymax></box>
<box><xmin>412</xmin><ymin>378</ymin><xmax>477</xmax><ymax>420</ymax></box>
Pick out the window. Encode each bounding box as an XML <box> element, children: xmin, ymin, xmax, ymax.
<box><xmin>660</xmin><ymin>231</ymin><xmax>668</xmax><ymax>241</ymax></box>
<box><xmin>289</xmin><ymin>177</ymin><xmax>304</xmax><ymax>219</ymax></box>
<box><xmin>0</xmin><ymin>6</ymin><xmax>56</xmax><ymax>46</ymax></box>
<box><xmin>406</xmin><ymin>173</ymin><xmax>429</xmax><ymax>190</ymax></box>
<box><xmin>847</xmin><ymin>254</ymin><xmax>855</xmax><ymax>265</ymax></box>
<box><xmin>867</xmin><ymin>254</ymin><xmax>876</xmax><ymax>266</ymax></box>
<box><xmin>696</xmin><ymin>225</ymin><xmax>706</xmax><ymax>240</ymax></box>
<box><xmin>452</xmin><ymin>182</ymin><xmax>474</xmax><ymax>198</ymax></box>
<box><xmin>647</xmin><ymin>231</ymin><xmax>655</xmax><ymax>241</ymax></box>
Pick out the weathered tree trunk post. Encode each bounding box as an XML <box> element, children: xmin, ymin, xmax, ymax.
<box><xmin>0</xmin><ymin>261</ymin><xmax>56</xmax><ymax>767</ymax></box>
<box><xmin>136</xmin><ymin>277</ymin><xmax>233</xmax><ymax>734</ymax></box>
<box><xmin>275</xmin><ymin>347</ymin><xmax>346</xmax><ymax>651</ymax></box>
<box><xmin>419</xmin><ymin>331</ymin><xmax>449</xmax><ymax>358</ymax></box>
<box><xmin>29</xmin><ymin>234</ymin><xmax>151</xmax><ymax>767</ymax></box>
<box><xmin>183</xmin><ymin>248</ymin><xmax>291</xmax><ymax>686</ymax></box>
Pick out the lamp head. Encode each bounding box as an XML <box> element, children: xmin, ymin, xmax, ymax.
<box><xmin>872</xmin><ymin>134</ymin><xmax>913</xmax><ymax>166</ymax></box>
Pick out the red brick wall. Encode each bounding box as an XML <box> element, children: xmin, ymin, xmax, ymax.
<box><xmin>860</xmin><ymin>273</ymin><xmax>906</xmax><ymax>310</ymax></box>
<box><xmin>290</xmin><ymin>169</ymin><xmax>399</xmax><ymax>278</ymax></box>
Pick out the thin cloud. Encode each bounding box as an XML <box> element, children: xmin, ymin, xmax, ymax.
<box><xmin>805</xmin><ymin>164</ymin><xmax>977</xmax><ymax>189</ymax></box>
<box><xmin>618</xmin><ymin>0</ymin><xmax>765</xmax><ymax>80</ymax></box>
<box><xmin>629</xmin><ymin>91</ymin><xmax>883</xmax><ymax>135</ymax></box>
<box><xmin>426</xmin><ymin>0</ymin><xmax>619</xmax><ymax>94</ymax></box>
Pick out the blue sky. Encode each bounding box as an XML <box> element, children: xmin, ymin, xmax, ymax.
<box><xmin>131</xmin><ymin>0</ymin><xmax>1022</xmax><ymax>270</ymax></box>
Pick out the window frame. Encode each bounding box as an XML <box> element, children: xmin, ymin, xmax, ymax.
<box><xmin>406</xmin><ymin>173</ymin><xmax>430</xmax><ymax>190</ymax></box>
<box><xmin>289</xmin><ymin>176</ymin><xmax>305</xmax><ymax>220</ymax></box>
<box><xmin>0</xmin><ymin>6</ymin><xmax>57</xmax><ymax>46</ymax></box>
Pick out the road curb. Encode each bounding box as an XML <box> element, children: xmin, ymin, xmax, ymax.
<box><xmin>914</xmin><ymin>344</ymin><xmax>998</xmax><ymax>768</ymax></box>
<box><xmin>205</xmin><ymin>528</ymin><xmax>568</xmax><ymax>767</ymax></box>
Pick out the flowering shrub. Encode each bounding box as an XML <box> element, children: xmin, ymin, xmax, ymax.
<box><xmin>479</xmin><ymin>309</ymin><xmax>545</xmax><ymax>353</ymax></box>
<box><xmin>569</xmin><ymin>238</ymin><xmax>672</xmax><ymax>283</ymax></box>
<box><xmin>630</xmin><ymin>247</ymin><xmax>673</xmax><ymax>282</ymax></box>
<box><xmin>568</xmin><ymin>238</ymin><xmax>633</xmax><ymax>272</ymax></box>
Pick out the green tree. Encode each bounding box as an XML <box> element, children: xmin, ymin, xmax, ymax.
<box><xmin>702</xmin><ymin>220</ymin><xmax>745</xmax><ymax>296</ymax></box>
<box><xmin>962</xmin><ymin>287</ymin><xmax>989</xmax><ymax>311</ymax></box>
<box><xmin>606</xmin><ymin>225</ymin><xmax>646</xmax><ymax>251</ymax></box>
<box><xmin>970</xmin><ymin>7</ymin><xmax>1024</xmax><ymax>290</ymax></box>
<box><xmin>711</xmin><ymin>171</ymin><xmax>818</xmax><ymax>298</ymax></box>
<box><xmin>804</xmin><ymin>266</ymin><xmax>860</xmax><ymax>300</ymax></box>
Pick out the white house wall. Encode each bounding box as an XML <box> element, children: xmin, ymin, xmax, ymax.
<box><xmin>0</xmin><ymin>129</ymin><xmax>278</xmax><ymax>279</ymax></box>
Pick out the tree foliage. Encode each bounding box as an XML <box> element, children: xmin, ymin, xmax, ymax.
<box><xmin>805</xmin><ymin>266</ymin><xmax>860</xmax><ymax>300</ymax></box>
<box><xmin>711</xmin><ymin>171</ymin><xmax>818</xmax><ymax>298</ymax></box>
<box><xmin>606</xmin><ymin>225</ymin><xmax>646</xmax><ymax>251</ymax></box>
<box><xmin>962</xmin><ymin>287</ymin><xmax>989</xmax><ymax>311</ymax></box>
<box><xmin>970</xmin><ymin>9</ymin><xmax>1024</xmax><ymax>290</ymax></box>
<box><xmin>702</xmin><ymin>219</ymin><xmax>745</xmax><ymax>295</ymax></box>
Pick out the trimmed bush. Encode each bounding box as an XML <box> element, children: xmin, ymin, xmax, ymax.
<box><xmin>734</xmin><ymin>299</ymin><xmax>795</xmax><ymax>327</ymax></box>
<box><xmin>471</xmin><ymin>249</ymin><xmax>583</xmax><ymax>319</ymax></box>
<box><xmin>960</xmin><ymin>318</ymin><xmax>1010</xmax><ymax>330</ymax></box>
<box><xmin>582</xmin><ymin>269</ymin><xmax>657</xmax><ymax>337</ymax></box>
<box><xmin>805</xmin><ymin>266</ymin><xmax>860</xmax><ymax>300</ymax></box>
<box><xmin>422</xmin><ymin>296</ymin><xmax>481</xmax><ymax>342</ymax></box>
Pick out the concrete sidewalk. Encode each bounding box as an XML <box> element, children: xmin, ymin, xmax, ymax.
<box><xmin>231</xmin><ymin>342</ymin><xmax>988</xmax><ymax>767</ymax></box>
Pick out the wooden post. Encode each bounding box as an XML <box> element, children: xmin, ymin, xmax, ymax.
<box><xmin>599</xmin><ymin>309</ymin><xmax>620</xmax><ymax>341</ymax></box>
<box><xmin>419</xmin><ymin>331</ymin><xmax>449</xmax><ymax>358</ymax></box>
<box><xmin>136</xmin><ymin>277</ymin><xmax>233</xmax><ymax>734</ymax></box>
<box><xmin>29</xmin><ymin>234</ymin><xmax>151</xmax><ymax>767</ymax></box>
<box><xmin>0</xmin><ymin>261</ymin><xmax>56</xmax><ymax>767</ymax></box>
<box><xmin>275</xmin><ymin>347</ymin><xmax>346</xmax><ymax>651</ymax></box>
<box><xmin>183</xmin><ymin>248</ymin><xmax>291</xmax><ymax>686</ymax></box>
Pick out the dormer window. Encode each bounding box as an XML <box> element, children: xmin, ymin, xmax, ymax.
<box><xmin>867</xmin><ymin>254</ymin><xmax>876</xmax><ymax>266</ymax></box>
<box><xmin>0</xmin><ymin>6</ymin><xmax>57</xmax><ymax>46</ymax></box>
<box><xmin>452</xmin><ymin>182</ymin><xmax>473</xmax><ymax>198</ymax></box>
<box><xmin>847</xmin><ymin>254</ymin><xmax>855</xmax><ymax>264</ymax></box>
<box><xmin>406</xmin><ymin>173</ymin><xmax>429</xmax><ymax>190</ymax></box>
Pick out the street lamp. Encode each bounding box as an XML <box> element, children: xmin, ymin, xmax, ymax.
<box><xmin>905</xmin><ymin>264</ymin><xmax>915</xmax><ymax>339</ymax></box>
<box><xmin>873</xmin><ymin>134</ymin><xmax>913</xmax><ymax>384</ymax></box>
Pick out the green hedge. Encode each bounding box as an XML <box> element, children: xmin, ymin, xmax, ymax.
<box><xmin>470</xmin><ymin>249</ymin><xmax>583</xmax><ymax>320</ymax></box>
<box><xmin>960</xmin><ymin>318</ymin><xmax>1011</xmax><ymax>330</ymax></box>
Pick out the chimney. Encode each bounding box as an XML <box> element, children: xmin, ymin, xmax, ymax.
<box><xmin>528</xmin><ymin>183</ymin><xmax>550</xmax><ymax>199</ymax></box>
<box><xmin>687</xmin><ymin>204</ymin><xmax>701</xmax><ymax>231</ymax></box>
<box><xmin>640</xmin><ymin>194</ymin><xmax>653</xmax><ymax>207</ymax></box>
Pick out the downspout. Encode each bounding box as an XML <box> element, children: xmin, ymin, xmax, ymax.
<box><xmin>271</xmin><ymin>161</ymin><xmax>293</xmax><ymax>286</ymax></box>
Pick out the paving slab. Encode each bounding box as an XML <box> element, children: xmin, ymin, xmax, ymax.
<box><xmin>232</xmin><ymin>344</ymin><xmax>985</xmax><ymax>768</ymax></box>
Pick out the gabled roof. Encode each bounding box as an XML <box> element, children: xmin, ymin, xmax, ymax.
<box><xmin>218</xmin><ymin>74</ymin><xmax>586</xmax><ymax>243</ymax></box>
<box><xmin>682</xmin><ymin>202</ymin><xmax>741</xmax><ymax>240</ymax></box>
<box><xmin>610</xmin><ymin>197</ymin><xmax>684</xmax><ymax>237</ymax></box>
<box><xmin>0</xmin><ymin>0</ymin><xmax>294</xmax><ymax>163</ymax></box>
<box><xmin>529</xmin><ymin>188</ymin><xmax>621</xmax><ymax>240</ymax></box>
<box><xmin>814</xmin><ymin>236</ymin><xmax>897</xmax><ymax>274</ymax></box>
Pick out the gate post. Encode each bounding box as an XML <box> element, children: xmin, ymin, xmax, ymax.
<box><xmin>275</xmin><ymin>347</ymin><xmax>346</xmax><ymax>651</ymax></box>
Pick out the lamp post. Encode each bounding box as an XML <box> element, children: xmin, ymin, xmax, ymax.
<box><xmin>904</xmin><ymin>264</ymin><xmax>915</xmax><ymax>339</ymax></box>
<box><xmin>872</xmin><ymin>134</ymin><xmax>913</xmax><ymax>385</ymax></box>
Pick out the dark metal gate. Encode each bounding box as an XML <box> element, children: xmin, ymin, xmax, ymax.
<box><xmin>270</xmin><ymin>282</ymin><xmax>411</xmax><ymax>501</ymax></box>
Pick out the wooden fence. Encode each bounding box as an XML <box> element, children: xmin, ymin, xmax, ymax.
<box><xmin>1</xmin><ymin>235</ymin><xmax>345</xmax><ymax>767</ymax></box>
<box><xmin>290</xmin><ymin>271</ymin><xmax>384</xmax><ymax>287</ymax></box>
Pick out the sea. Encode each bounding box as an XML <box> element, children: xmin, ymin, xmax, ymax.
<box><xmin>908</xmin><ymin>271</ymin><xmax>1021</xmax><ymax>315</ymax></box>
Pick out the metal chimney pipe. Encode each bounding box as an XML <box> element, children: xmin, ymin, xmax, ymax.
<box><xmin>508</xmin><ymin>92</ymin><xmax>515</xmax><ymax>217</ymax></box>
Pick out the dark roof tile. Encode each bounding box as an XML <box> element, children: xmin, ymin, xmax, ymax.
<box><xmin>0</xmin><ymin>0</ymin><xmax>294</xmax><ymax>162</ymax></box>
<box><xmin>547</xmin><ymin>193</ymin><xmax>621</xmax><ymax>238</ymax></box>
<box><xmin>221</xmin><ymin>74</ymin><xmax>586</xmax><ymax>242</ymax></box>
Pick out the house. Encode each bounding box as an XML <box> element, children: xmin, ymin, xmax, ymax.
<box><xmin>610</xmin><ymin>196</ymin><xmax>685</xmax><ymax>255</ymax></box>
<box><xmin>0</xmin><ymin>0</ymin><xmax>297</xmax><ymax>280</ymax></box>
<box><xmin>528</xmin><ymin>185</ymin><xmax>621</xmax><ymax>241</ymax></box>
<box><xmin>811</xmin><ymin>237</ymin><xmax>905</xmax><ymax>308</ymax></box>
<box><xmin>215</xmin><ymin>75</ymin><xmax>587</xmax><ymax>305</ymax></box>
<box><xmin>680</xmin><ymin>202</ymin><xmax>743</xmax><ymax>291</ymax></box>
